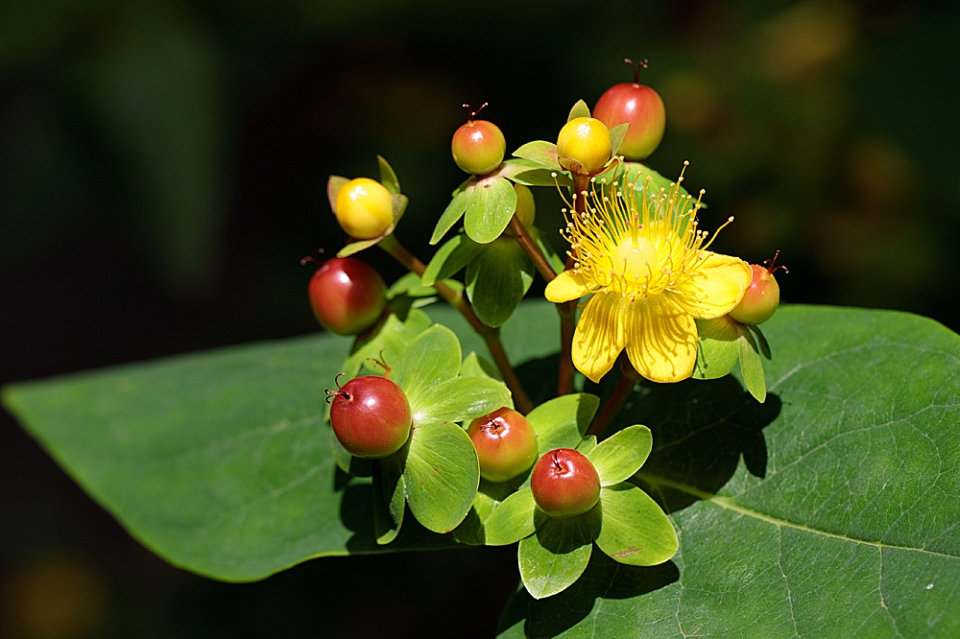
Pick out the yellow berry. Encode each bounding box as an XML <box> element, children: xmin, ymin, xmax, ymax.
<box><xmin>557</xmin><ymin>117</ymin><xmax>611</xmax><ymax>175</ymax></box>
<box><xmin>334</xmin><ymin>178</ymin><xmax>393</xmax><ymax>240</ymax></box>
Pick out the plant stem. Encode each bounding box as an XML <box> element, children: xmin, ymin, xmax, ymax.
<box><xmin>378</xmin><ymin>234</ymin><xmax>533</xmax><ymax>414</ymax></box>
<box><xmin>508</xmin><ymin>216</ymin><xmax>556</xmax><ymax>282</ymax></box>
<box><xmin>555</xmin><ymin>175</ymin><xmax>593</xmax><ymax>396</ymax></box>
<box><xmin>586</xmin><ymin>356</ymin><xmax>641</xmax><ymax>439</ymax></box>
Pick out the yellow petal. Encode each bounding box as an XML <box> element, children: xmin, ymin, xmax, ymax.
<box><xmin>545</xmin><ymin>269</ymin><xmax>591</xmax><ymax>303</ymax></box>
<box><xmin>674</xmin><ymin>252</ymin><xmax>752</xmax><ymax>319</ymax></box>
<box><xmin>571</xmin><ymin>292</ymin><xmax>626</xmax><ymax>383</ymax></box>
<box><xmin>624</xmin><ymin>296</ymin><xmax>698</xmax><ymax>383</ymax></box>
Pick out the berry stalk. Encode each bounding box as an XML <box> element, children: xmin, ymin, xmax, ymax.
<box><xmin>377</xmin><ymin>234</ymin><xmax>533</xmax><ymax>414</ymax></box>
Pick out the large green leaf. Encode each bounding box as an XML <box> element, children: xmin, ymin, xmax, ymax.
<box><xmin>0</xmin><ymin>302</ymin><xmax>558</xmax><ymax>582</ymax></box>
<box><xmin>498</xmin><ymin>306</ymin><xmax>960</xmax><ymax>637</ymax></box>
<box><xmin>4</xmin><ymin>303</ymin><xmax>960</xmax><ymax>636</ymax></box>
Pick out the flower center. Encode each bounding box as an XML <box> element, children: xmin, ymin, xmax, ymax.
<box><xmin>611</xmin><ymin>237</ymin><xmax>658</xmax><ymax>281</ymax></box>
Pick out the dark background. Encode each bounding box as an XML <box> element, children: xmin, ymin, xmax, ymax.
<box><xmin>2</xmin><ymin>0</ymin><xmax>959</xmax><ymax>637</ymax></box>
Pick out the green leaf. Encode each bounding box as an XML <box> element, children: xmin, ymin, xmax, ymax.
<box><xmin>526</xmin><ymin>393</ymin><xmax>599</xmax><ymax>455</ymax></box>
<box><xmin>566</xmin><ymin>99</ymin><xmax>590</xmax><ymax>121</ymax></box>
<box><xmin>451</xmin><ymin>479</ymin><xmax>516</xmax><ymax>545</ymax></box>
<box><xmin>463</xmin><ymin>176</ymin><xmax>518</xmax><ymax>244</ymax></box>
<box><xmin>411</xmin><ymin>376</ymin><xmax>509</xmax><ymax>426</ymax></box>
<box><xmin>460</xmin><ymin>352</ymin><xmax>502</xmax><ymax>382</ymax></box>
<box><xmin>430</xmin><ymin>189</ymin><xmax>470</xmax><ymax>245</ymax></box>
<box><xmin>518</xmin><ymin>510</ymin><xmax>598</xmax><ymax>599</ymax></box>
<box><xmin>337</xmin><ymin>237</ymin><xmax>380</xmax><ymax>258</ymax></box>
<box><xmin>693</xmin><ymin>316</ymin><xmax>744</xmax><ymax>380</ymax></box>
<box><xmin>465</xmin><ymin>238</ymin><xmax>535</xmax><ymax>328</ymax></box>
<box><xmin>593</xmin><ymin>483</ymin><xmax>678</xmax><ymax>566</ymax></box>
<box><xmin>586</xmin><ymin>424</ymin><xmax>652</xmax><ymax>486</ymax></box>
<box><xmin>391</xmin><ymin>324</ymin><xmax>462</xmax><ymax>407</ymax></box>
<box><xmin>377</xmin><ymin>155</ymin><xmax>401</xmax><ymax>194</ymax></box>
<box><xmin>327</xmin><ymin>175</ymin><xmax>349</xmax><ymax>213</ymax></box>
<box><xmin>484</xmin><ymin>488</ymin><xmax>537</xmax><ymax>546</ymax></box>
<box><xmin>371</xmin><ymin>451</ymin><xmax>406</xmax><ymax>545</ymax></box>
<box><xmin>403</xmin><ymin>421</ymin><xmax>479</xmax><ymax>533</ymax></box>
<box><xmin>499</xmin><ymin>305</ymin><xmax>960</xmax><ymax>638</ymax></box>
<box><xmin>341</xmin><ymin>307</ymin><xmax>432</xmax><ymax>378</ymax></box>
<box><xmin>529</xmin><ymin>226</ymin><xmax>565</xmax><ymax>275</ymax></box>
<box><xmin>511</xmin><ymin>141</ymin><xmax>562</xmax><ymax>172</ymax></box>
<box><xmin>749</xmin><ymin>323</ymin><xmax>773</xmax><ymax>359</ymax></box>
<box><xmin>738</xmin><ymin>327</ymin><xmax>767</xmax><ymax>402</ymax></box>
<box><xmin>498</xmin><ymin>159</ymin><xmax>572</xmax><ymax>187</ymax></box>
<box><xmin>421</xmin><ymin>233</ymin><xmax>484</xmax><ymax>286</ymax></box>
<box><xmin>608</xmin><ymin>122</ymin><xmax>630</xmax><ymax>156</ymax></box>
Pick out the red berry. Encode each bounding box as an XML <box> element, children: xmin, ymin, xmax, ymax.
<box><xmin>308</xmin><ymin>257</ymin><xmax>387</xmax><ymax>336</ymax></box>
<box><xmin>530</xmin><ymin>449</ymin><xmax>601</xmax><ymax>517</ymax></box>
<box><xmin>467</xmin><ymin>407</ymin><xmax>539</xmax><ymax>483</ymax></box>
<box><xmin>729</xmin><ymin>253</ymin><xmax>786</xmax><ymax>325</ymax></box>
<box><xmin>329</xmin><ymin>376</ymin><xmax>412</xmax><ymax>459</ymax></box>
<box><xmin>593</xmin><ymin>59</ymin><xmax>666</xmax><ymax>160</ymax></box>
<box><xmin>451</xmin><ymin>103</ymin><xmax>506</xmax><ymax>175</ymax></box>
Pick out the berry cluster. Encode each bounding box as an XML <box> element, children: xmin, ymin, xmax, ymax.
<box><xmin>306</xmin><ymin>57</ymin><xmax>784</xmax><ymax>599</ymax></box>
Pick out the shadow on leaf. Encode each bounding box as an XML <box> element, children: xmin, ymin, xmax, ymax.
<box><xmin>619</xmin><ymin>376</ymin><xmax>781</xmax><ymax>513</ymax></box>
<box><xmin>497</xmin><ymin>551</ymin><xmax>679</xmax><ymax>638</ymax></box>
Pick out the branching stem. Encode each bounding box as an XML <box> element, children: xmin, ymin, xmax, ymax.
<box><xmin>378</xmin><ymin>234</ymin><xmax>533</xmax><ymax>414</ymax></box>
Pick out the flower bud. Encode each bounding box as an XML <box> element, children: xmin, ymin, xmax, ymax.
<box><xmin>334</xmin><ymin>178</ymin><xmax>393</xmax><ymax>240</ymax></box>
<box><xmin>557</xmin><ymin>117</ymin><xmax>611</xmax><ymax>175</ymax></box>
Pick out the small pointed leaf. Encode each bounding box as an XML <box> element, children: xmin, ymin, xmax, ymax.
<box><xmin>431</xmin><ymin>190</ymin><xmax>471</xmax><ymax>245</ymax></box>
<box><xmin>567</xmin><ymin>99</ymin><xmax>591</xmax><ymax>122</ymax></box>
<box><xmin>738</xmin><ymin>329</ymin><xmax>767</xmax><ymax>402</ymax></box>
<box><xmin>511</xmin><ymin>141</ymin><xmax>562</xmax><ymax>172</ymax></box>
<box><xmin>608</xmin><ymin>122</ymin><xmax>630</xmax><ymax>156</ymax></box>
<box><xmin>377</xmin><ymin>155</ymin><xmax>401</xmax><ymax>194</ymax></box>
<box><xmin>327</xmin><ymin>175</ymin><xmax>349</xmax><ymax>213</ymax></box>
<box><xmin>422</xmin><ymin>233</ymin><xmax>484</xmax><ymax>286</ymax></box>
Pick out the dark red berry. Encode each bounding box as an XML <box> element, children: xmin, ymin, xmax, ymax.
<box><xmin>329</xmin><ymin>376</ymin><xmax>412</xmax><ymax>459</ymax></box>
<box><xmin>308</xmin><ymin>257</ymin><xmax>387</xmax><ymax>336</ymax></box>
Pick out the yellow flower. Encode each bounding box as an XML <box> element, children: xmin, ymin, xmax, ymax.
<box><xmin>545</xmin><ymin>167</ymin><xmax>751</xmax><ymax>383</ymax></box>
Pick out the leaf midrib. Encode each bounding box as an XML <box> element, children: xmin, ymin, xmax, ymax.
<box><xmin>636</xmin><ymin>471</ymin><xmax>960</xmax><ymax>560</ymax></box>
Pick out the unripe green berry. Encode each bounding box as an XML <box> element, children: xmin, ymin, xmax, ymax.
<box><xmin>334</xmin><ymin>178</ymin><xmax>393</xmax><ymax>240</ymax></box>
<box><xmin>530</xmin><ymin>448</ymin><xmax>601</xmax><ymax>517</ymax></box>
<box><xmin>557</xmin><ymin>117</ymin><xmax>611</xmax><ymax>175</ymax></box>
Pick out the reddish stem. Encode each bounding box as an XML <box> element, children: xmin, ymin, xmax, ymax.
<box><xmin>378</xmin><ymin>234</ymin><xmax>533</xmax><ymax>415</ymax></box>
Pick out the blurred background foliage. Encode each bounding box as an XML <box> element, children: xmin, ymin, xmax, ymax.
<box><xmin>2</xmin><ymin>0</ymin><xmax>958</xmax><ymax>637</ymax></box>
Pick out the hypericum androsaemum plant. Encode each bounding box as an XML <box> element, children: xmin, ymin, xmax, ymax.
<box><xmin>5</xmin><ymin>57</ymin><xmax>960</xmax><ymax>638</ymax></box>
